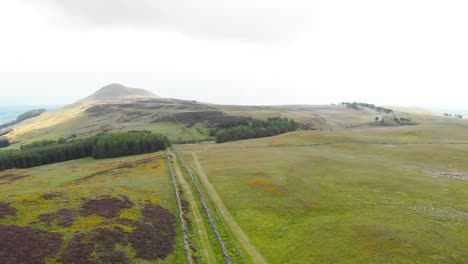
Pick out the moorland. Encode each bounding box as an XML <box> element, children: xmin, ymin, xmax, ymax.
<box><xmin>0</xmin><ymin>84</ymin><xmax>467</xmax><ymax>264</ymax></box>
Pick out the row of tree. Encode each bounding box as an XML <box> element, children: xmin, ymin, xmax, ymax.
<box><xmin>444</xmin><ymin>113</ymin><xmax>463</xmax><ymax>118</ymax></box>
<box><xmin>339</xmin><ymin>102</ymin><xmax>394</xmax><ymax>114</ymax></box>
<box><xmin>92</xmin><ymin>132</ymin><xmax>170</xmax><ymax>158</ymax></box>
<box><xmin>0</xmin><ymin>131</ymin><xmax>170</xmax><ymax>171</ymax></box>
<box><xmin>374</xmin><ymin>116</ymin><xmax>417</xmax><ymax>126</ymax></box>
<box><xmin>214</xmin><ymin>117</ymin><xmax>301</xmax><ymax>143</ymax></box>
<box><xmin>0</xmin><ymin>138</ymin><xmax>95</xmax><ymax>170</ymax></box>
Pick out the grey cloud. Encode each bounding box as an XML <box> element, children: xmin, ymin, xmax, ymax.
<box><xmin>24</xmin><ymin>0</ymin><xmax>316</xmax><ymax>42</ymax></box>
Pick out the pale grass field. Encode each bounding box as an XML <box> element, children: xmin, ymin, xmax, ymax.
<box><xmin>180</xmin><ymin>122</ymin><xmax>468</xmax><ymax>263</ymax></box>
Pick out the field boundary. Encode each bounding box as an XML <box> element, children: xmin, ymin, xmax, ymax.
<box><xmin>166</xmin><ymin>152</ymin><xmax>192</xmax><ymax>264</ymax></box>
<box><xmin>174</xmin><ymin>148</ymin><xmax>233</xmax><ymax>264</ymax></box>
<box><xmin>180</xmin><ymin>140</ymin><xmax>468</xmax><ymax>151</ymax></box>
<box><xmin>191</xmin><ymin>152</ymin><xmax>268</xmax><ymax>264</ymax></box>
<box><xmin>171</xmin><ymin>150</ymin><xmax>218</xmax><ymax>264</ymax></box>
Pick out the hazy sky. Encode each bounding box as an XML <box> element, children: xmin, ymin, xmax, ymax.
<box><xmin>0</xmin><ymin>0</ymin><xmax>467</xmax><ymax>109</ymax></box>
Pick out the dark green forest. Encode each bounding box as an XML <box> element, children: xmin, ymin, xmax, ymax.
<box><xmin>339</xmin><ymin>102</ymin><xmax>394</xmax><ymax>114</ymax></box>
<box><xmin>0</xmin><ymin>116</ymin><xmax>302</xmax><ymax>171</ymax></box>
<box><xmin>0</xmin><ymin>131</ymin><xmax>170</xmax><ymax>171</ymax></box>
<box><xmin>92</xmin><ymin>132</ymin><xmax>169</xmax><ymax>159</ymax></box>
<box><xmin>0</xmin><ymin>139</ymin><xmax>9</xmax><ymax>149</ymax></box>
<box><xmin>213</xmin><ymin>117</ymin><xmax>301</xmax><ymax>143</ymax></box>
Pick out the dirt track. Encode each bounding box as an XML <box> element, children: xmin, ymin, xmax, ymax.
<box><xmin>170</xmin><ymin>151</ymin><xmax>217</xmax><ymax>264</ymax></box>
<box><xmin>192</xmin><ymin>152</ymin><xmax>268</xmax><ymax>264</ymax></box>
<box><xmin>181</xmin><ymin>140</ymin><xmax>468</xmax><ymax>151</ymax></box>
<box><xmin>166</xmin><ymin>152</ymin><xmax>192</xmax><ymax>264</ymax></box>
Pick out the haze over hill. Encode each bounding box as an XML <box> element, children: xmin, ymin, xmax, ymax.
<box><xmin>78</xmin><ymin>83</ymin><xmax>159</xmax><ymax>102</ymax></box>
<box><xmin>2</xmin><ymin>1</ymin><xmax>468</xmax><ymax>263</ymax></box>
<box><xmin>0</xmin><ymin>82</ymin><xmax>466</xmax><ymax>151</ymax></box>
<box><xmin>0</xmin><ymin>83</ymin><xmax>161</xmax><ymax>142</ymax></box>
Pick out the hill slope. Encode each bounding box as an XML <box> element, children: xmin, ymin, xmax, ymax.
<box><xmin>2</xmin><ymin>84</ymin><xmax>463</xmax><ymax>148</ymax></box>
<box><xmin>79</xmin><ymin>83</ymin><xmax>159</xmax><ymax>102</ymax></box>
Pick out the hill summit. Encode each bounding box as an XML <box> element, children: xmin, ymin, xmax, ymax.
<box><xmin>79</xmin><ymin>83</ymin><xmax>159</xmax><ymax>102</ymax></box>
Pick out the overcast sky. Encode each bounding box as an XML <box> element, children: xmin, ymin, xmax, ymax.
<box><xmin>0</xmin><ymin>0</ymin><xmax>467</xmax><ymax>109</ymax></box>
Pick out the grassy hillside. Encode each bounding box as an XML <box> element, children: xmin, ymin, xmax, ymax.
<box><xmin>1</xmin><ymin>88</ymin><xmax>467</xmax><ymax>263</ymax></box>
<box><xmin>79</xmin><ymin>83</ymin><xmax>159</xmax><ymax>102</ymax></box>
<box><xmin>2</xmin><ymin>99</ymin><xmax>218</xmax><ymax>147</ymax></box>
<box><xmin>2</xmin><ymin>84</ymin><xmax>447</xmax><ymax>149</ymax></box>
<box><xmin>178</xmin><ymin>121</ymin><xmax>468</xmax><ymax>263</ymax></box>
<box><xmin>3</xmin><ymin>100</ymin><xmax>435</xmax><ymax>149</ymax></box>
<box><xmin>0</xmin><ymin>85</ymin><xmax>216</xmax><ymax>146</ymax></box>
<box><xmin>217</xmin><ymin>104</ymin><xmax>389</xmax><ymax>129</ymax></box>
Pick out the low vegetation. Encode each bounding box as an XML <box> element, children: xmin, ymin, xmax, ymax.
<box><xmin>179</xmin><ymin>122</ymin><xmax>468</xmax><ymax>263</ymax></box>
<box><xmin>0</xmin><ymin>152</ymin><xmax>182</xmax><ymax>263</ymax></box>
<box><xmin>60</xmin><ymin>203</ymin><xmax>176</xmax><ymax>263</ymax></box>
<box><xmin>0</xmin><ymin>225</ymin><xmax>63</xmax><ymax>264</ymax></box>
<box><xmin>39</xmin><ymin>208</ymin><xmax>75</xmax><ymax>227</ymax></box>
<box><xmin>156</xmin><ymin>110</ymin><xmax>249</xmax><ymax>128</ymax></box>
<box><xmin>0</xmin><ymin>202</ymin><xmax>17</xmax><ymax>219</ymax></box>
<box><xmin>129</xmin><ymin>204</ymin><xmax>177</xmax><ymax>260</ymax></box>
<box><xmin>0</xmin><ymin>131</ymin><xmax>170</xmax><ymax>171</ymax></box>
<box><xmin>60</xmin><ymin>228</ymin><xmax>130</xmax><ymax>264</ymax></box>
<box><xmin>80</xmin><ymin>195</ymin><xmax>134</xmax><ymax>218</ymax></box>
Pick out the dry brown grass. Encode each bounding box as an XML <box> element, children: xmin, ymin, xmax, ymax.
<box><xmin>330</xmin><ymin>143</ymin><xmax>353</xmax><ymax>150</ymax></box>
<box><xmin>8</xmin><ymin>103</ymin><xmax>90</xmax><ymax>141</ymax></box>
<box><xmin>265</xmin><ymin>186</ymin><xmax>284</xmax><ymax>196</ymax></box>
<box><xmin>249</xmin><ymin>179</ymin><xmax>269</xmax><ymax>186</ymax></box>
<box><xmin>251</xmin><ymin>171</ymin><xmax>266</xmax><ymax>176</ymax></box>
<box><xmin>308</xmin><ymin>202</ymin><xmax>322</xmax><ymax>209</ymax></box>
<box><xmin>248</xmin><ymin>179</ymin><xmax>284</xmax><ymax>196</ymax></box>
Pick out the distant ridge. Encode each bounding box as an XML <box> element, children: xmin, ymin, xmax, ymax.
<box><xmin>78</xmin><ymin>83</ymin><xmax>159</xmax><ymax>103</ymax></box>
<box><xmin>0</xmin><ymin>109</ymin><xmax>46</xmax><ymax>131</ymax></box>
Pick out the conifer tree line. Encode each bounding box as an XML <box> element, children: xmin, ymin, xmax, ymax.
<box><xmin>213</xmin><ymin>117</ymin><xmax>301</xmax><ymax>143</ymax></box>
<box><xmin>339</xmin><ymin>102</ymin><xmax>394</xmax><ymax>114</ymax></box>
<box><xmin>92</xmin><ymin>132</ymin><xmax>169</xmax><ymax>158</ymax></box>
<box><xmin>0</xmin><ymin>139</ymin><xmax>9</xmax><ymax>148</ymax></box>
<box><xmin>0</xmin><ymin>131</ymin><xmax>170</xmax><ymax>171</ymax></box>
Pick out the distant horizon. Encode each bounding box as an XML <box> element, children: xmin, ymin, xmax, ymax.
<box><xmin>1</xmin><ymin>1</ymin><xmax>467</xmax><ymax>111</ymax></box>
<box><xmin>0</xmin><ymin>100</ymin><xmax>466</xmax><ymax>115</ymax></box>
<box><xmin>1</xmin><ymin>82</ymin><xmax>468</xmax><ymax>111</ymax></box>
<box><xmin>0</xmin><ymin>105</ymin><xmax>61</xmax><ymax>124</ymax></box>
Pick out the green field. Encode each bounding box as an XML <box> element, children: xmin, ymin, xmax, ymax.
<box><xmin>2</xmin><ymin>93</ymin><xmax>468</xmax><ymax>264</ymax></box>
<box><xmin>178</xmin><ymin>121</ymin><xmax>468</xmax><ymax>263</ymax></box>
